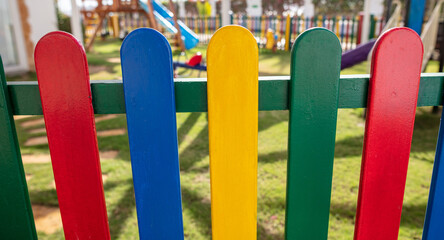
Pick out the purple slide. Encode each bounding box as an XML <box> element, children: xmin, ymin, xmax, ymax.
<box><xmin>341</xmin><ymin>39</ymin><xmax>377</xmax><ymax>69</ymax></box>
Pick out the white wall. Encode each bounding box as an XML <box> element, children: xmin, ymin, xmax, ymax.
<box><xmin>246</xmin><ymin>0</ymin><xmax>262</xmax><ymax>17</ymax></box>
<box><xmin>369</xmin><ymin>0</ymin><xmax>384</xmax><ymax>16</ymax></box>
<box><xmin>25</xmin><ymin>0</ymin><xmax>58</xmax><ymax>47</ymax></box>
<box><xmin>4</xmin><ymin>0</ymin><xmax>28</xmax><ymax>73</ymax></box>
<box><xmin>70</xmin><ymin>0</ymin><xmax>83</xmax><ymax>43</ymax></box>
<box><xmin>303</xmin><ymin>0</ymin><xmax>314</xmax><ymax>17</ymax></box>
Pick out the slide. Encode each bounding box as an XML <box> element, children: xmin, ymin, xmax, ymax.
<box><xmin>139</xmin><ymin>0</ymin><xmax>199</xmax><ymax>50</ymax></box>
<box><xmin>341</xmin><ymin>39</ymin><xmax>376</xmax><ymax>70</ymax></box>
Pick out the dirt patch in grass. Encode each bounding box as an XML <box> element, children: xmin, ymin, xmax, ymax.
<box><xmin>89</xmin><ymin>65</ymin><xmax>108</xmax><ymax>74</ymax></box>
<box><xmin>193</xmin><ymin>174</ymin><xmax>210</xmax><ymax>184</ymax></box>
<box><xmin>100</xmin><ymin>150</ymin><xmax>119</xmax><ymax>159</ymax></box>
<box><xmin>22</xmin><ymin>151</ymin><xmax>119</xmax><ymax>164</ymax></box>
<box><xmin>21</xmin><ymin>118</ymin><xmax>45</xmax><ymax>128</ymax></box>
<box><xmin>29</xmin><ymin>128</ymin><xmax>46</xmax><ymax>134</ymax></box>
<box><xmin>97</xmin><ymin>129</ymin><xmax>126</xmax><ymax>137</ymax></box>
<box><xmin>32</xmin><ymin>205</ymin><xmax>62</xmax><ymax>234</ymax></box>
<box><xmin>24</xmin><ymin>136</ymin><xmax>48</xmax><ymax>146</ymax></box>
<box><xmin>107</xmin><ymin>57</ymin><xmax>120</xmax><ymax>63</ymax></box>
<box><xmin>22</xmin><ymin>154</ymin><xmax>51</xmax><ymax>164</ymax></box>
<box><xmin>95</xmin><ymin>114</ymin><xmax>118</xmax><ymax>123</ymax></box>
<box><xmin>14</xmin><ymin>115</ymin><xmax>33</xmax><ymax>120</ymax></box>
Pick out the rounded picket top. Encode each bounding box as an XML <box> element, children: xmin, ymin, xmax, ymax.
<box><xmin>370</xmin><ymin>27</ymin><xmax>423</xmax><ymax>75</ymax></box>
<box><xmin>35</xmin><ymin>31</ymin><xmax>89</xmax><ymax>81</ymax></box>
<box><xmin>35</xmin><ymin>31</ymin><xmax>85</xmax><ymax>56</ymax></box>
<box><xmin>121</xmin><ymin>28</ymin><xmax>172</xmax><ymax>64</ymax></box>
<box><xmin>208</xmin><ymin>25</ymin><xmax>258</xmax><ymax>62</ymax></box>
<box><xmin>291</xmin><ymin>27</ymin><xmax>342</xmax><ymax>66</ymax></box>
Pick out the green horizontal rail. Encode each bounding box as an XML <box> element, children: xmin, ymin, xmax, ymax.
<box><xmin>7</xmin><ymin>73</ymin><xmax>444</xmax><ymax>115</ymax></box>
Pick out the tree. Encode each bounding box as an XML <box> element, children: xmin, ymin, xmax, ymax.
<box><xmin>312</xmin><ymin>0</ymin><xmax>364</xmax><ymax>15</ymax></box>
<box><xmin>262</xmin><ymin>0</ymin><xmax>304</xmax><ymax>15</ymax></box>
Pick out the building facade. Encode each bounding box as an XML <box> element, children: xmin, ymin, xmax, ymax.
<box><xmin>0</xmin><ymin>0</ymin><xmax>58</xmax><ymax>74</ymax></box>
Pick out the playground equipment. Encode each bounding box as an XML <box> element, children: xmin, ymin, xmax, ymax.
<box><xmin>420</xmin><ymin>0</ymin><xmax>444</xmax><ymax>71</ymax></box>
<box><xmin>81</xmin><ymin>0</ymin><xmax>198</xmax><ymax>51</ymax></box>
<box><xmin>139</xmin><ymin>0</ymin><xmax>199</xmax><ymax>50</ymax></box>
<box><xmin>80</xmin><ymin>0</ymin><xmax>157</xmax><ymax>51</ymax></box>
<box><xmin>265</xmin><ymin>28</ymin><xmax>277</xmax><ymax>51</ymax></box>
<box><xmin>173</xmin><ymin>52</ymin><xmax>207</xmax><ymax>77</ymax></box>
<box><xmin>2</xmin><ymin>26</ymin><xmax>444</xmax><ymax>239</ymax></box>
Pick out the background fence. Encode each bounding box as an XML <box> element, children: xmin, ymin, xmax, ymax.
<box><xmin>179</xmin><ymin>14</ymin><xmax>387</xmax><ymax>51</ymax></box>
<box><xmin>105</xmin><ymin>13</ymin><xmax>388</xmax><ymax>52</ymax></box>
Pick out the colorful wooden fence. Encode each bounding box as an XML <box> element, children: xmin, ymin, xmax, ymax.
<box><xmin>1</xmin><ymin>26</ymin><xmax>443</xmax><ymax>240</ymax></box>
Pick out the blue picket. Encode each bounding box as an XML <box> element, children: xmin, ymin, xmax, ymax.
<box><xmin>120</xmin><ymin>28</ymin><xmax>184</xmax><ymax>239</ymax></box>
<box><xmin>423</xmin><ymin>109</ymin><xmax>444</xmax><ymax>239</ymax></box>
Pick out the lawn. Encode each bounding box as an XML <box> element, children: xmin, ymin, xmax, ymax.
<box><xmin>8</xmin><ymin>38</ymin><xmax>442</xmax><ymax>239</ymax></box>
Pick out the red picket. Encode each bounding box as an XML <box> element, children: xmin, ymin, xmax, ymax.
<box><xmin>34</xmin><ymin>32</ymin><xmax>110</xmax><ymax>239</ymax></box>
<box><xmin>354</xmin><ymin>28</ymin><xmax>423</xmax><ymax>240</ymax></box>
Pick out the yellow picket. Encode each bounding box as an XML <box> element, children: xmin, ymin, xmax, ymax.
<box><xmin>207</xmin><ymin>25</ymin><xmax>259</xmax><ymax>240</ymax></box>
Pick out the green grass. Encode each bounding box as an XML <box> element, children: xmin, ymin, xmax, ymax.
<box><xmin>8</xmin><ymin>38</ymin><xmax>443</xmax><ymax>239</ymax></box>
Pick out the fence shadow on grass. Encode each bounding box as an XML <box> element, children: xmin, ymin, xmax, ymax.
<box><xmin>107</xmin><ymin>178</ymin><xmax>136</xmax><ymax>239</ymax></box>
<box><xmin>329</xmin><ymin>202</ymin><xmax>427</xmax><ymax>230</ymax></box>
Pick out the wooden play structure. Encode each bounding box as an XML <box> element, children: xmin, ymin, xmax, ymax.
<box><xmin>80</xmin><ymin>0</ymin><xmax>185</xmax><ymax>51</ymax></box>
<box><xmin>80</xmin><ymin>0</ymin><xmax>155</xmax><ymax>51</ymax></box>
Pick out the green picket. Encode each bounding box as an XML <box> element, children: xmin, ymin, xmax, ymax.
<box><xmin>285</xmin><ymin>28</ymin><xmax>342</xmax><ymax>239</ymax></box>
<box><xmin>0</xmin><ymin>57</ymin><xmax>37</xmax><ymax>238</ymax></box>
<box><xmin>369</xmin><ymin>14</ymin><xmax>376</xmax><ymax>39</ymax></box>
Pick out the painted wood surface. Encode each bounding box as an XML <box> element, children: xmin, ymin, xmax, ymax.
<box><xmin>34</xmin><ymin>32</ymin><xmax>110</xmax><ymax>239</ymax></box>
<box><xmin>120</xmin><ymin>28</ymin><xmax>184</xmax><ymax>239</ymax></box>
<box><xmin>6</xmin><ymin>74</ymin><xmax>444</xmax><ymax>115</ymax></box>
<box><xmin>354</xmin><ymin>27</ymin><xmax>423</xmax><ymax>240</ymax></box>
<box><xmin>207</xmin><ymin>25</ymin><xmax>258</xmax><ymax>240</ymax></box>
<box><xmin>423</xmin><ymin>100</ymin><xmax>444</xmax><ymax>239</ymax></box>
<box><xmin>0</xmin><ymin>57</ymin><xmax>37</xmax><ymax>239</ymax></box>
<box><xmin>285</xmin><ymin>28</ymin><xmax>342</xmax><ymax>240</ymax></box>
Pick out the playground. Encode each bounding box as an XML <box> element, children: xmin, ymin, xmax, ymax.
<box><xmin>7</xmin><ymin>37</ymin><xmax>441</xmax><ymax>239</ymax></box>
<box><xmin>2</xmin><ymin>0</ymin><xmax>444</xmax><ymax>239</ymax></box>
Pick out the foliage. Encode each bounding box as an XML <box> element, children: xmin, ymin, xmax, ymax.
<box><xmin>312</xmin><ymin>0</ymin><xmax>364</xmax><ymax>15</ymax></box>
<box><xmin>262</xmin><ymin>0</ymin><xmax>304</xmax><ymax>15</ymax></box>
<box><xmin>56</xmin><ymin>5</ymin><xmax>71</xmax><ymax>33</ymax></box>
